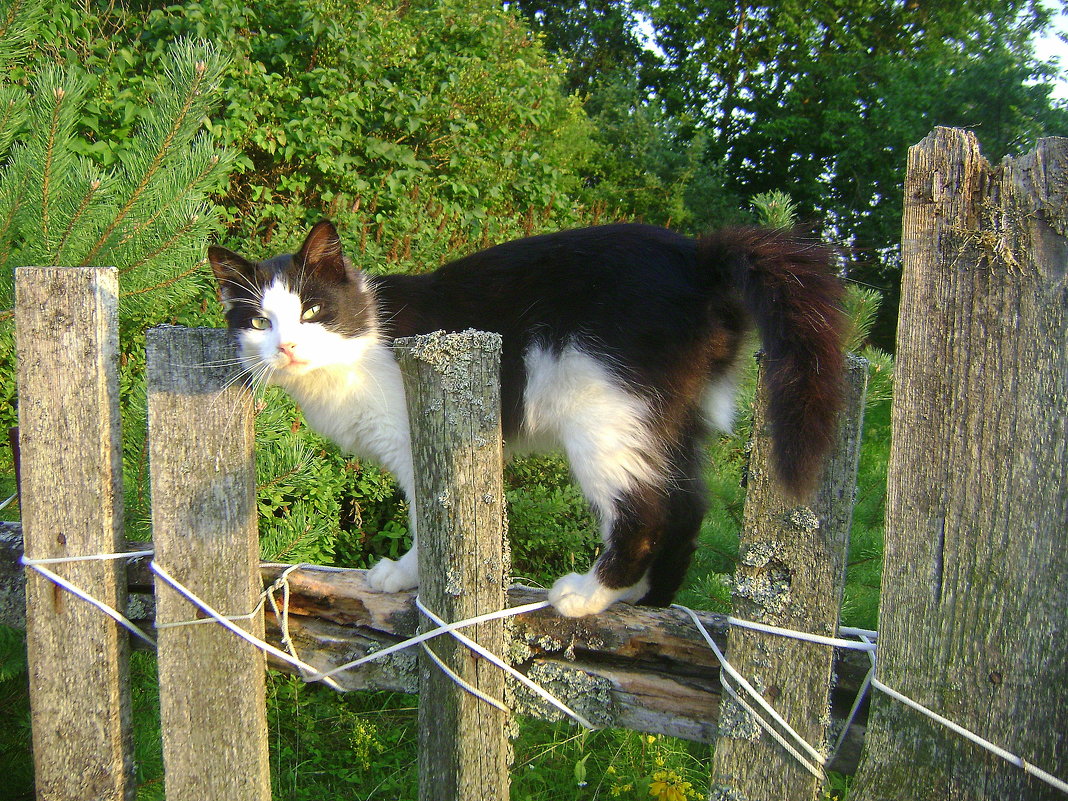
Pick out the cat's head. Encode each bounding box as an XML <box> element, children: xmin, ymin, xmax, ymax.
<box><xmin>208</xmin><ymin>220</ymin><xmax>378</xmax><ymax>382</ymax></box>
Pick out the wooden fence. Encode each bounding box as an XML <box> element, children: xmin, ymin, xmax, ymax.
<box><xmin>2</xmin><ymin>127</ymin><xmax>1066</xmax><ymax>801</ymax></box>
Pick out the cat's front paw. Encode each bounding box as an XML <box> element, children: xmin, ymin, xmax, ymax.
<box><xmin>366</xmin><ymin>551</ymin><xmax>420</xmax><ymax>593</ymax></box>
<box><xmin>548</xmin><ymin>572</ymin><xmax>621</xmax><ymax>617</ymax></box>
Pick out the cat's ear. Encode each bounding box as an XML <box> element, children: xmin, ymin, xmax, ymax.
<box><xmin>296</xmin><ymin>220</ymin><xmax>352</xmax><ymax>283</ymax></box>
<box><xmin>208</xmin><ymin>246</ymin><xmax>257</xmax><ymax>307</ymax></box>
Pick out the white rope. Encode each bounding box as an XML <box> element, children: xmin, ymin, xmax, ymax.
<box><xmin>150</xmin><ymin>561</ymin><xmax>346</xmax><ymax>692</ymax></box>
<box><xmin>22</xmin><ymin>554</ymin><xmax>1068</xmax><ymax>795</ymax></box>
<box><xmin>416</xmin><ymin>596</ymin><xmax>599</xmax><ymax>731</ymax></box>
<box><xmin>673</xmin><ymin>604</ymin><xmax>828</xmax><ymax>774</ymax></box>
<box><xmin>23</xmin><ymin>549</ymin><xmax>155</xmax><ymax>564</ymax></box>
<box><xmin>153</xmin><ymin>563</ymin><xmax>598</xmax><ymax>729</ymax></box>
<box><xmin>839</xmin><ymin>625</ymin><xmax>878</xmax><ymax>640</ymax></box>
<box><xmin>155</xmin><ymin>606</ymin><xmax>265</xmax><ymax>628</ymax></box>
<box><xmin>727</xmin><ymin>615</ymin><xmax>877</xmax><ymax>651</ymax></box>
<box><xmin>830</xmin><ymin>663</ymin><xmax>873</xmax><ymax>762</ymax></box>
<box><xmin>302</xmin><ymin>598</ymin><xmax>548</xmax><ymax>683</ymax></box>
<box><xmin>871</xmin><ymin>675</ymin><xmax>1068</xmax><ymax>794</ymax></box>
<box><xmin>21</xmin><ymin>552</ymin><xmax>156</xmax><ymax>646</ymax></box>
<box><xmin>417</xmin><ymin>627</ymin><xmax>510</xmax><ymax>714</ymax></box>
<box><xmin>716</xmin><ymin>668</ymin><xmax>826</xmax><ymax>779</ymax></box>
<box><xmin>264</xmin><ymin>563</ymin><xmax>303</xmax><ymax>657</ymax></box>
<box><xmin>705</xmin><ymin>616</ymin><xmax>1068</xmax><ymax>796</ymax></box>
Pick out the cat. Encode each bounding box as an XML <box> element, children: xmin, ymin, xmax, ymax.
<box><xmin>209</xmin><ymin>220</ymin><xmax>845</xmax><ymax>617</ymax></box>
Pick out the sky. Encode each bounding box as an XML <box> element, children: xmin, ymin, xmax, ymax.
<box><xmin>1035</xmin><ymin>3</ymin><xmax>1068</xmax><ymax>99</ymax></box>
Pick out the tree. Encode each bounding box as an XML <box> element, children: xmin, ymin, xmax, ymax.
<box><xmin>515</xmin><ymin>0</ymin><xmax>650</xmax><ymax>95</ymax></box>
<box><xmin>0</xmin><ymin>5</ymin><xmax>232</xmax><ymax>495</ymax></box>
<box><xmin>651</xmin><ymin>0</ymin><xmax>1068</xmax><ymax>342</ymax></box>
<box><xmin>523</xmin><ymin>0</ymin><xmax>1068</xmax><ymax>345</ymax></box>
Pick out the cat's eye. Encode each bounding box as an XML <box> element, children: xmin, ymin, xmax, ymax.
<box><xmin>301</xmin><ymin>304</ymin><xmax>322</xmax><ymax>321</ymax></box>
<box><xmin>250</xmin><ymin>316</ymin><xmax>271</xmax><ymax>330</ymax></box>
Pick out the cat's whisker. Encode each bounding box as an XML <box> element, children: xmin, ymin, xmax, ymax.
<box><xmin>215</xmin><ymin>361</ymin><xmax>274</xmax><ymax>432</ymax></box>
<box><xmin>195</xmin><ymin>356</ymin><xmax>252</xmax><ymax>369</ymax></box>
<box><xmin>220</xmin><ymin>273</ymin><xmax>264</xmax><ymax>305</ymax></box>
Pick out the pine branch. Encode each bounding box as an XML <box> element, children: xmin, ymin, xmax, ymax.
<box><xmin>0</xmin><ymin>146</ymin><xmax>31</xmax><ymax>310</ymax></box>
<box><xmin>19</xmin><ymin>67</ymin><xmax>89</xmax><ymax>267</ymax></box>
<box><xmin>0</xmin><ymin>0</ymin><xmax>44</xmax><ymax>70</ymax></box>
<box><xmin>80</xmin><ymin>42</ymin><xmax>225</xmax><ymax>267</ymax></box>
<box><xmin>39</xmin><ymin>85</ymin><xmax>64</xmax><ymax>257</ymax></box>
<box><xmin>119</xmin><ymin>213</ymin><xmax>205</xmax><ymax>276</ymax></box>
<box><xmin>120</xmin><ymin>259</ymin><xmax>202</xmax><ymax>298</ymax></box>
<box><xmin>53</xmin><ymin>174</ymin><xmax>103</xmax><ymax>266</ymax></box>
<box><xmin>0</xmin><ymin>87</ymin><xmax>28</xmax><ymax>160</ymax></box>
<box><xmin>113</xmin><ymin>149</ymin><xmax>226</xmax><ymax>255</ymax></box>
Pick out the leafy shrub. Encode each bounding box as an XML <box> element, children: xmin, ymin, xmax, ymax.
<box><xmin>136</xmin><ymin>0</ymin><xmax>595</xmax><ymax>263</ymax></box>
<box><xmin>505</xmin><ymin>455</ymin><xmax>599</xmax><ymax>586</ymax></box>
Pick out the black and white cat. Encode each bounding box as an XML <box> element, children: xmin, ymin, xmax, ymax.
<box><xmin>209</xmin><ymin>220</ymin><xmax>845</xmax><ymax>617</ymax></box>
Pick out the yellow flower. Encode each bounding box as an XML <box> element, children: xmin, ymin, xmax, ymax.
<box><xmin>648</xmin><ymin>769</ymin><xmax>694</xmax><ymax>801</ymax></box>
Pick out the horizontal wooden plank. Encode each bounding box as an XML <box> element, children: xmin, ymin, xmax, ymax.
<box><xmin>0</xmin><ymin>524</ymin><xmax>870</xmax><ymax>757</ymax></box>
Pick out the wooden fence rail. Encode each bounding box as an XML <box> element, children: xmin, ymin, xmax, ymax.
<box><xmin>7</xmin><ymin>291</ymin><xmax>866</xmax><ymax>800</ymax></box>
<box><xmin>0</xmin><ymin>528</ymin><xmax>874</xmax><ymax>747</ymax></box>
<box><xmin>5</xmin><ymin>128</ymin><xmax>1065</xmax><ymax>801</ymax></box>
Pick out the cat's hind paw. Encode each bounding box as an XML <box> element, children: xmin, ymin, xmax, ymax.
<box><xmin>365</xmin><ymin>551</ymin><xmax>420</xmax><ymax>593</ymax></box>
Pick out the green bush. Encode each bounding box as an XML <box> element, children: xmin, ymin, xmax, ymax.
<box><xmin>136</xmin><ymin>0</ymin><xmax>595</xmax><ymax>262</ymax></box>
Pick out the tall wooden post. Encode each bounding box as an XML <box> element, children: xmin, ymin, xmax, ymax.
<box><xmin>395</xmin><ymin>331</ymin><xmax>510</xmax><ymax>801</ymax></box>
<box><xmin>710</xmin><ymin>354</ymin><xmax>868</xmax><ymax>800</ymax></box>
<box><xmin>852</xmin><ymin>129</ymin><xmax>1068</xmax><ymax>799</ymax></box>
<box><xmin>147</xmin><ymin>327</ymin><xmax>271</xmax><ymax>801</ymax></box>
<box><xmin>16</xmin><ymin>266</ymin><xmax>135</xmax><ymax>801</ymax></box>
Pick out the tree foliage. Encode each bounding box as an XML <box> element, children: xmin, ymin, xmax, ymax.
<box><xmin>135</xmin><ymin>0</ymin><xmax>595</xmax><ymax>264</ymax></box>
<box><xmin>519</xmin><ymin>0</ymin><xmax>1068</xmax><ymax>344</ymax></box>
<box><xmin>646</xmin><ymin>0</ymin><xmax>1066</xmax><ymax>238</ymax></box>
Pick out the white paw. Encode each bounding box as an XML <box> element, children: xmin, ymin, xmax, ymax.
<box><xmin>549</xmin><ymin>571</ymin><xmax>625</xmax><ymax>617</ymax></box>
<box><xmin>366</xmin><ymin>550</ymin><xmax>420</xmax><ymax>593</ymax></box>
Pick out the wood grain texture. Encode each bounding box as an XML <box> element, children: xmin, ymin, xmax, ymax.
<box><xmin>852</xmin><ymin>128</ymin><xmax>1068</xmax><ymax>800</ymax></box>
<box><xmin>395</xmin><ymin>331</ymin><xmax>511</xmax><ymax>801</ymax></box>
<box><xmin>710</xmin><ymin>354</ymin><xmax>868</xmax><ymax>800</ymax></box>
<box><xmin>15</xmin><ymin>266</ymin><xmax>134</xmax><ymax>801</ymax></box>
<box><xmin>147</xmin><ymin>327</ymin><xmax>270</xmax><ymax>801</ymax></box>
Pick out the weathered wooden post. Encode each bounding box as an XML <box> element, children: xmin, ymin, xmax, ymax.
<box><xmin>709</xmin><ymin>354</ymin><xmax>868</xmax><ymax>800</ymax></box>
<box><xmin>16</xmin><ymin>266</ymin><xmax>135</xmax><ymax>801</ymax></box>
<box><xmin>851</xmin><ymin>129</ymin><xmax>1068</xmax><ymax>799</ymax></box>
<box><xmin>395</xmin><ymin>330</ymin><xmax>510</xmax><ymax>801</ymax></box>
<box><xmin>147</xmin><ymin>327</ymin><xmax>271</xmax><ymax>801</ymax></box>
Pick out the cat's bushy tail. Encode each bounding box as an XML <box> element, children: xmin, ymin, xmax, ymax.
<box><xmin>699</xmin><ymin>227</ymin><xmax>847</xmax><ymax>498</ymax></box>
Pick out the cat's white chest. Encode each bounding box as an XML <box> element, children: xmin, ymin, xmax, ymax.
<box><xmin>277</xmin><ymin>343</ymin><xmax>416</xmax><ymax>492</ymax></box>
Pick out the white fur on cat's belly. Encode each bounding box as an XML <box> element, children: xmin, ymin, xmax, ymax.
<box><xmin>520</xmin><ymin>344</ymin><xmax>663</xmax><ymax>533</ymax></box>
<box><xmin>549</xmin><ymin>570</ymin><xmax>650</xmax><ymax>617</ymax></box>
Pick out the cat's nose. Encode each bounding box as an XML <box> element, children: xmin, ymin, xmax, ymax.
<box><xmin>277</xmin><ymin>342</ymin><xmax>300</xmax><ymax>365</ymax></box>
